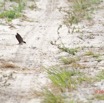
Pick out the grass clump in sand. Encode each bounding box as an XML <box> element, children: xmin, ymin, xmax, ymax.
<box><xmin>94</xmin><ymin>94</ymin><xmax>104</xmax><ymax>100</ymax></box>
<box><xmin>95</xmin><ymin>70</ymin><xmax>104</xmax><ymax>81</ymax></box>
<box><xmin>0</xmin><ymin>0</ymin><xmax>26</xmax><ymax>21</ymax></box>
<box><xmin>61</xmin><ymin>57</ymin><xmax>80</xmax><ymax>65</ymax></box>
<box><xmin>0</xmin><ymin>9</ymin><xmax>21</xmax><ymax>21</ymax></box>
<box><xmin>85</xmin><ymin>51</ymin><xmax>100</xmax><ymax>58</ymax></box>
<box><xmin>42</xmin><ymin>67</ymin><xmax>93</xmax><ymax>103</ymax></box>
<box><xmin>42</xmin><ymin>89</ymin><xmax>64</xmax><ymax>103</ymax></box>
<box><xmin>64</xmin><ymin>0</ymin><xmax>102</xmax><ymax>25</ymax></box>
<box><xmin>46</xmin><ymin>67</ymin><xmax>92</xmax><ymax>92</ymax></box>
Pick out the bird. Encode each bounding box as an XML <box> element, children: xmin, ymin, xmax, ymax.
<box><xmin>15</xmin><ymin>33</ymin><xmax>26</xmax><ymax>44</ymax></box>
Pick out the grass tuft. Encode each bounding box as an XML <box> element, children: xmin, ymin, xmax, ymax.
<box><xmin>96</xmin><ymin>70</ymin><xmax>104</xmax><ymax>81</ymax></box>
<box><xmin>64</xmin><ymin>0</ymin><xmax>102</xmax><ymax>25</ymax></box>
<box><xmin>61</xmin><ymin>57</ymin><xmax>80</xmax><ymax>64</ymax></box>
<box><xmin>0</xmin><ymin>0</ymin><xmax>26</xmax><ymax>21</ymax></box>
<box><xmin>94</xmin><ymin>94</ymin><xmax>104</xmax><ymax>100</ymax></box>
<box><xmin>47</xmin><ymin>68</ymin><xmax>77</xmax><ymax>91</ymax></box>
<box><xmin>58</xmin><ymin>46</ymin><xmax>78</xmax><ymax>55</ymax></box>
<box><xmin>0</xmin><ymin>9</ymin><xmax>21</xmax><ymax>20</ymax></box>
<box><xmin>42</xmin><ymin>89</ymin><xmax>64</xmax><ymax>103</ymax></box>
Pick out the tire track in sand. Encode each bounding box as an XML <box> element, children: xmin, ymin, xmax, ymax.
<box><xmin>14</xmin><ymin>0</ymin><xmax>60</xmax><ymax>68</ymax></box>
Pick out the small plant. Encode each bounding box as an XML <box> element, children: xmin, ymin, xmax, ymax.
<box><xmin>61</xmin><ymin>57</ymin><xmax>80</xmax><ymax>64</ymax></box>
<box><xmin>96</xmin><ymin>70</ymin><xmax>104</xmax><ymax>81</ymax></box>
<box><xmin>76</xmin><ymin>73</ymin><xmax>93</xmax><ymax>84</ymax></box>
<box><xmin>96</xmin><ymin>56</ymin><xmax>103</xmax><ymax>62</ymax></box>
<box><xmin>47</xmin><ymin>68</ymin><xmax>80</xmax><ymax>91</ymax></box>
<box><xmin>94</xmin><ymin>94</ymin><xmax>104</xmax><ymax>100</ymax></box>
<box><xmin>71</xmin><ymin>62</ymin><xmax>86</xmax><ymax>69</ymax></box>
<box><xmin>85</xmin><ymin>51</ymin><xmax>94</xmax><ymax>56</ymax></box>
<box><xmin>50</xmin><ymin>41</ymin><xmax>78</xmax><ymax>55</ymax></box>
<box><xmin>58</xmin><ymin>46</ymin><xmax>78</xmax><ymax>55</ymax></box>
<box><xmin>47</xmin><ymin>67</ymin><xmax>93</xmax><ymax>91</ymax></box>
<box><xmin>64</xmin><ymin>0</ymin><xmax>102</xmax><ymax>25</ymax></box>
<box><xmin>61</xmin><ymin>57</ymin><xmax>76</xmax><ymax>64</ymax></box>
<box><xmin>0</xmin><ymin>9</ymin><xmax>21</xmax><ymax>20</ymax></box>
<box><xmin>42</xmin><ymin>89</ymin><xmax>64</xmax><ymax>103</ymax></box>
<box><xmin>0</xmin><ymin>0</ymin><xmax>26</xmax><ymax>21</ymax></box>
<box><xmin>64</xmin><ymin>12</ymin><xmax>79</xmax><ymax>25</ymax></box>
<box><xmin>29</xmin><ymin>5</ymin><xmax>36</xmax><ymax>10</ymax></box>
<box><xmin>85</xmin><ymin>51</ymin><xmax>100</xmax><ymax>58</ymax></box>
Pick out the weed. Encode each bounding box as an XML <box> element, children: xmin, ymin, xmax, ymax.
<box><xmin>47</xmin><ymin>68</ymin><xmax>78</xmax><ymax>91</ymax></box>
<box><xmin>94</xmin><ymin>94</ymin><xmax>104</xmax><ymax>100</ymax></box>
<box><xmin>96</xmin><ymin>70</ymin><xmax>104</xmax><ymax>81</ymax></box>
<box><xmin>85</xmin><ymin>51</ymin><xmax>94</xmax><ymax>56</ymax></box>
<box><xmin>42</xmin><ymin>89</ymin><xmax>64</xmax><ymax>103</ymax></box>
<box><xmin>96</xmin><ymin>56</ymin><xmax>103</xmax><ymax>62</ymax></box>
<box><xmin>85</xmin><ymin>51</ymin><xmax>100</xmax><ymax>58</ymax></box>
<box><xmin>61</xmin><ymin>57</ymin><xmax>80</xmax><ymax>65</ymax></box>
<box><xmin>0</xmin><ymin>0</ymin><xmax>26</xmax><ymax>21</ymax></box>
<box><xmin>64</xmin><ymin>0</ymin><xmax>102</xmax><ymax>25</ymax></box>
<box><xmin>58</xmin><ymin>46</ymin><xmax>78</xmax><ymax>55</ymax></box>
<box><xmin>47</xmin><ymin>67</ymin><xmax>93</xmax><ymax>91</ymax></box>
<box><xmin>64</xmin><ymin>12</ymin><xmax>79</xmax><ymax>25</ymax></box>
<box><xmin>50</xmin><ymin>40</ymin><xmax>78</xmax><ymax>55</ymax></box>
<box><xmin>0</xmin><ymin>9</ymin><xmax>21</xmax><ymax>20</ymax></box>
<box><xmin>45</xmin><ymin>67</ymin><xmax>93</xmax><ymax>103</ymax></box>
<box><xmin>76</xmin><ymin>73</ymin><xmax>93</xmax><ymax>84</ymax></box>
<box><xmin>29</xmin><ymin>4</ymin><xmax>36</xmax><ymax>10</ymax></box>
<box><xmin>71</xmin><ymin>62</ymin><xmax>86</xmax><ymax>69</ymax></box>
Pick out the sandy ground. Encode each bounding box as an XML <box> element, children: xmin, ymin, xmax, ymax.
<box><xmin>0</xmin><ymin>0</ymin><xmax>104</xmax><ymax>103</ymax></box>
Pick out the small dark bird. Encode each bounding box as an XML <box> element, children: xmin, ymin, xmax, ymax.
<box><xmin>15</xmin><ymin>33</ymin><xmax>26</xmax><ymax>44</ymax></box>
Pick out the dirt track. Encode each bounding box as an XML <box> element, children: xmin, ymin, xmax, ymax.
<box><xmin>0</xmin><ymin>0</ymin><xmax>66</xmax><ymax>103</ymax></box>
<box><xmin>9</xmin><ymin>0</ymin><xmax>62</xmax><ymax>68</ymax></box>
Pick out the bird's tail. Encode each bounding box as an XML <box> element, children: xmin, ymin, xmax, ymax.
<box><xmin>23</xmin><ymin>41</ymin><xmax>26</xmax><ymax>43</ymax></box>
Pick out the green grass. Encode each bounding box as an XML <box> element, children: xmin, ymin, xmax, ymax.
<box><xmin>85</xmin><ymin>51</ymin><xmax>100</xmax><ymax>58</ymax></box>
<box><xmin>61</xmin><ymin>57</ymin><xmax>80</xmax><ymax>65</ymax></box>
<box><xmin>76</xmin><ymin>73</ymin><xmax>93</xmax><ymax>84</ymax></box>
<box><xmin>58</xmin><ymin>46</ymin><xmax>78</xmax><ymax>55</ymax></box>
<box><xmin>50</xmin><ymin>40</ymin><xmax>79</xmax><ymax>55</ymax></box>
<box><xmin>96</xmin><ymin>70</ymin><xmax>104</xmax><ymax>81</ymax></box>
<box><xmin>47</xmin><ymin>68</ymin><xmax>92</xmax><ymax>92</ymax></box>
<box><xmin>94</xmin><ymin>94</ymin><xmax>104</xmax><ymax>100</ymax></box>
<box><xmin>44</xmin><ymin>68</ymin><xmax>93</xmax><ymax>103</ymax></box>
<box><xmin>47</xmin><ymin>68</ymin><xmax>78</xmax><ymax>91</ymax></box>
<box><xmin>42</xmin><ymin>89</ymin><xmax>76</xmax><ymax>103</ymax></box>
<box><xmin>0</xmin><ymin>9</ymin><xmax>21</xmax><ymax>20</ymax></box>
<box><xmin>0</xmin><ymin>0</ymin><xmax>26</xmax><ymax>21</ymax></box>
<box><xmin>64</xmin><ymin>0</ymin><xmax>102</xmax><ymax>25</ymax></box>
<box><xmin>42</xmin><ymin>89</ymin><xmax>64</xmax><ymax>103</ymax></box>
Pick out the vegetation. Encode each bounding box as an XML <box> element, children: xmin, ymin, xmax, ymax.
<box><xmin>0</xmin><ymin>8</ymin><xmax>21</xmax><ymax>21</ymax></box>
<box><xmin>64</xmin><ymin>0</ymin><xmax>102</xmax><ymax>25</ymax></box>
<box><xmin>47</xmin><ymin>68</ymin><xmax>78</xmax><ymax>91</ymax></box>
<box><xmin>0</xmin><ymin>1</ymin><xmax>25</xmax><ymax>21</ymax></box>
<box><xmin>42</xmin><ymin>89</ymin><xmax>64</xmax><ymax>103</ymax></box>
<box><xmin>61</xmin><ymin>57</ymin><xmax>80</xmax><ymax>65</ymax></box>
<box><xmin>42</xmin><ymin>67</ymin><xmax>93</xmax><ymax>102</ymax></box>
<box><xmin>93</xmin><ymin>94</ymin><xmax>104</xmax><ymax>100</ymax></box>
<box><xmin>58</xmin><ymin>46</ymin><xmax>78</xmax><ymax>55</ymax></box>
<box><xmin>96</xmin><ymin>70</ymin><xmax>104</xmax><ymax>81</ymax></box>
<box><xmin>0</xmin><ymin>0</ymin><xmax>36</xmax><ymax>21</ymax></box>
<box><xmin>85</xmin><ymin>51</ymin><xmax>100</xmax><ymax>58</ymax></box>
